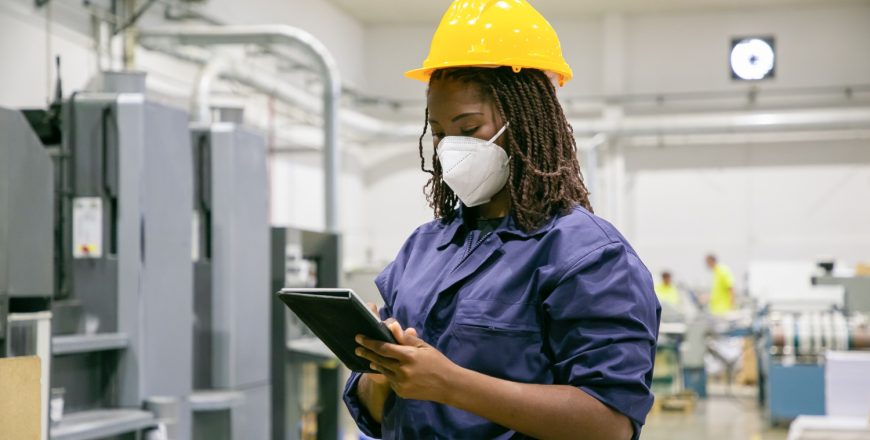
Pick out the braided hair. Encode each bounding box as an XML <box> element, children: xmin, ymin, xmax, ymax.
<box><xmin>417</xmin><ymin>66</ymin><xmax>593</xmax><ymax>231</ymax></box>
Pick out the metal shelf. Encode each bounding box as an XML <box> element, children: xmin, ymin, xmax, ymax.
<box><xmin>50</xmin><ymin>409</ymin><xmax>156</xmax><ymax>440</ymax></box>
<box><xmin>190</xmin><ymin>390</ymin><xmax>246</xmax><ymax>412</ymax></box>
<box><xmin>53</xmin><ymin>333</ymin><xmax>129</xmax><ymax>355</ymax></box>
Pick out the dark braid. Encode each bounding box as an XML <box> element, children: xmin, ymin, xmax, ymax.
<box><xmin>417</xmin><ymin>66</ymin><xmax>593</xmax><ymax>231</ymax></box>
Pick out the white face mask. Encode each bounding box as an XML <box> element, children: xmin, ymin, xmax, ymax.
<box><xmin>436</xmin><ymin>122</ymin><xmax>510</xmax><ymax>208</ymax></box>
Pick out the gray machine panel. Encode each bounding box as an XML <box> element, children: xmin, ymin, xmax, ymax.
<box><xmin>190</xmin><ymin>123</ymin><xmax>270</xmax><ymax>439</ymax></box>
<box><xmin>815</xmin><ymin>275</ymin><xmax>870</xmax><ymax>314</ymax></box>
<box><xmin>139</xmin><ymin>100</ymin><xmax>194</xmax><ymax>397</ymax></box>
<box><xmin>226</xmin><ymin>127</ymin><xmax>269</xmax><ymax>388</ymax></box>
<box><xmin>63</xmin><ymin>97</ymin><xmax>123</xmax><ymax>332</ymax></box>
<box><xmin>0</xmin><ymin>108</ymin><xmax>54</xmax><ymax>299</ymax></box>
<box><xmin>60</xmin><ymin>92</ymin><xmax>194</xmax><ymax>438</ymax></box>
<box><xmin>191</xmin><ymin>129</ymin><xmax>213</xmax><ymax>389</ymax></box>
<box><xmin>199</xmin><ymin>124</ymin><xmax>270</xmax><ymax>389</ymax></box>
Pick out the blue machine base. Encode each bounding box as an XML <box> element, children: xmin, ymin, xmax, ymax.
<box><xmin>683</xmin><ymin>367</ymin><xmax>707</xmax><ymax>399</ymax></box>
<box><xmin>767</xmin><ymin>363</ymin><xmax>825</xmax><ymax>424</ymax></box>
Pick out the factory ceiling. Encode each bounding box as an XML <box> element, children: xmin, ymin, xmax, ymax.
<box><xmin>327</xmin><ymin>0</ymin><xmax>868</xmax><ymax>25</ymax></box>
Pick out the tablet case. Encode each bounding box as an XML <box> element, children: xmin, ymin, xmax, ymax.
<box><xmin>277</xmin><ymin>288</ymin><xmax>396</xmax><ymax>372</ymax></box>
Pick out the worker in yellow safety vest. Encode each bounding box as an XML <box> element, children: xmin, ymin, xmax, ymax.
<box><xmin>705</xmin><ymin>254</ymin><xmax>734</xmax><ymax>315</ymax></box>
<box><xmin>654</xmin><ymin>271</ymin><xmax>680</xmax><ymax>307</ymax></box>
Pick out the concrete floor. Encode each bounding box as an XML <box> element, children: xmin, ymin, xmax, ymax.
<box><xmin>643</xmin><ymin>386</ymin><xmax>789</xmax><ymax>440</ymax></box>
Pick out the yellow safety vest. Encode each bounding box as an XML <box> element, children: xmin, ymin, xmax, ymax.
<box><xmin>654</xmin><ymin>282</ymin><xmax>680</xmax><ymax>306</ymax></box>
<box><xmin>710</xmin><ymin>264</ymin><xmax>734</xmax><ymax>315</ymax></box>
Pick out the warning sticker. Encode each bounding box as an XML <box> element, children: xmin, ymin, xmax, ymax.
<box><xmin>72</xmin><ymin>197</ymin><xmax>103</xmax><ymax>259</ymax></box>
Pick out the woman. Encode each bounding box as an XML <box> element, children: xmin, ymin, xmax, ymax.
<box><xmin>344</xmin><ymin>1</ymin><xmax>659</xmax><ymax>439</ymax></box>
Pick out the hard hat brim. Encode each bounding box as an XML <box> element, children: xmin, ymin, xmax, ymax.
<box><xmin>404</xmin><ymin>64</ymin><xmax>572</xmax><ymax>86</ymax></box>
<box><xmin>404</xmin><ymin>66</ymin><xmax>435</xmax><ymax>83</ymax></box>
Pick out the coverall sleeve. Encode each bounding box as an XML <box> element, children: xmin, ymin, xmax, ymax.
<box><xmin>543</xmin><ymin>242</ymin><xmax>661</xmax><ymax>440</ymax></box>
<box><xmin>342</xmin><ymin>229</ymin><xmax>418</xmax><ymax>437</ymax></box>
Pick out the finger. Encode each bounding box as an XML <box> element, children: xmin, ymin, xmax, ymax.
<box><xmin>355</xmin><ymin>346</ymin><xmax>400</xmax><ymax>368</ymax></box>
<box><xmin>366</xmin><ymin>302</ymin><xmax>378</xmax><ymax>316</ymax></box>
<box><xmin>403</xmin><ymin>327</ymin><xmax>427</xmax><ymax>347</ymax></box>
<box><xmin>357</xmin><ymin>336</ymin><xmax>412</xmax><ymax>361</ymax></box>
<box><xmin>371</xmin><ymin>362</ymin><xmax>398</xmax><ymax>378</ymax></box>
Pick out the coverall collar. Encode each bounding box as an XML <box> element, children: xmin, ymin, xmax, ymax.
<box><xmin>435</xmin><ymin>205</ymin><xmax>558</xmax><ymax>249</ymax></box>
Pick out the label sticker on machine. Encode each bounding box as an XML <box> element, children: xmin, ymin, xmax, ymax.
<box><xmin>72</xmin><ymin>197</ymin><xmax>103</xmax><ymax>258</ymax></box>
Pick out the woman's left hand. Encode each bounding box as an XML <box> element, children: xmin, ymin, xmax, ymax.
<box><xmin>355</xmin><ymin>322</ymin><xmax>460</xmax><ymax>404</ymax></box>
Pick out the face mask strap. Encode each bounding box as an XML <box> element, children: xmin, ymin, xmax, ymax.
<box><xmin>487</xmin><ymin>121</ymin><xmax>510</xmax><ymax>144</ymax></box>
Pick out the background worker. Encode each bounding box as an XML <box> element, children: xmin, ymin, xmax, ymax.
<box><xmin>705</xmin><ymin>254</ymin><xmax>735</xmax><ymax>315</ymax></box>
<box><xmin>655</xmin><ymin>270</ymin><xmax>680</xmax><ymax>307</ymax></box>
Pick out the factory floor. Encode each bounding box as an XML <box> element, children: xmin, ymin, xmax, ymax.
<box><xmin>643</xmin><ymin>385</ymin><xmax>789</xmax><ymax>440</ymax></box>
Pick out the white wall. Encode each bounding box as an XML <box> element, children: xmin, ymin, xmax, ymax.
<box><xmin>624</xmin><ymin>140</ymin><xmax>870</xmax><ymax>289</ymax></box>
<box><xmin>624</xmin><ymin>5</ymin><xmax>870</xmax><ymax>94</ymax></box>
<box><xmin>0</xmin><ymin>0</ymin><xmax>100</xmax><ymax>107</ymax></box>
<box><xmin>363</xmin><ymin>157</ymin><xmax>432</xmax><ymax>266</ymax></box>
<box><xmin>270</xmin><ymin>149</ymin><xmax>370</xmax><ymax>268</ymax></box>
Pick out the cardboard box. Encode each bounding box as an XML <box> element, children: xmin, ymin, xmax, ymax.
<box><xmin>0</xmin><ymin>356</ymin><xmax>41</xmax><ymax>440</ymax></box>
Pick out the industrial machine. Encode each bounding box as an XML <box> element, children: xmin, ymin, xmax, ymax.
<box><xmin>4</xmin><ymin>68</ymin><xmax>346</xmax><ymax>439</ymax></box>
<box><xmin>759</xmin><ymin>309</ymin><xmax>870</xmax><ymax>424</ymax></box>
<box><xmin>747</xmin><ymin>261</ymin><xmax>870</xmax><ymax>425</ymax></box>
<box><xmin>1</xmin><ymin>106</ymin><xmax>56</xmax><ymax>440</ymax></box>
<box><xmin>189</xmin><ymin>113</ymin><xmax>271</xmax><ymax>440</ymax></box>
<box><xmin>0</xmin><ymin>106</ymin><xmax>55</xmax><ymax>349</ymax></box>
<box><xmin>5</xmin><ymin>69</ymin><xmax>309</xmax><ymax>439</ymax></box>
<box><xmin>271</xmin><ymin>227</ymin><xmax>343</xmax><ymax>440</ymax></box>
<box><xmin>814</xmin><ymin>275</ymin><xmax>870</xmax><ymax>314</ymax></box>
<box><xmin>16</xmin><ymin>71</ymin><xmax>195</xmax><ymax>439</ymax></box>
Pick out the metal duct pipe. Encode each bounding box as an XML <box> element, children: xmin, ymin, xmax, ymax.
<box><xmin>139</xmin><ymin>37</ymin><xmax>422</xmax><ymax>139</ymax></box>
<box><xmin>139</xmin><ymin>38</ymin><xmax>870</xmax><ymax>143</ymax></box>
<box><xmin>571</xmin><ymin>107</ymin><xmax>870</xmax><ymax>136</ymax></box>
<box><xmin>222</xmin><ymin>61</ymin><xmax>421</xmax><ymax>138</ymax></box>
<box><xmin>140</xmin><ymin>25</ymin><xmax>342</xmax><ymax>232</ymax></box>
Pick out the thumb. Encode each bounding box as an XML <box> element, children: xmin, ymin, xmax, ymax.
<box><xmin>385</xmin><ymin>319</ymin><xmax>405</xmax><ymax>343</ymax></box>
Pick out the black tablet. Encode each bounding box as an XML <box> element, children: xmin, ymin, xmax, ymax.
<box><xmin>277</xmin><ymin>288</ymin><xmax>397</xmax><ymax>372</ymax></box>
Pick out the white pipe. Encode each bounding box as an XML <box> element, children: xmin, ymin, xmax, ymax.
<box><xmin>625</xmin><ymin>128</ymin><xmax>870</xmax><ymax>148</ymax></box>
<box><xmin>224</xmin><ymin>62</ymin><xmax>421</xmax><ymax>138</ymax></box>
<box><xmin>570</xmin><ymin>107</ymin><xmax>870</xmax><ymax>136</ymax></box>
<box><xmin>140</xmin><ymin>25</ymin><xmax>342</xmax><ymax>232</ymax></box>
<box><xmin>192</xmin><ymin>55</ymin><xmax>231</xmax><ymax>123</ymax></box>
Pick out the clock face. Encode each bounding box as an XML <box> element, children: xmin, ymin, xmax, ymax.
<box><xmin>730</xmin><ymin>37</ymin><xmax>776</xmax><ymax>81</ymax></box>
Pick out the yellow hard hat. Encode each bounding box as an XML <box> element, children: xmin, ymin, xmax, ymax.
<box><xmin>405</xmin><ymin>0</ymin><xmax>573</xmax><ymax>86</ymax></box>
